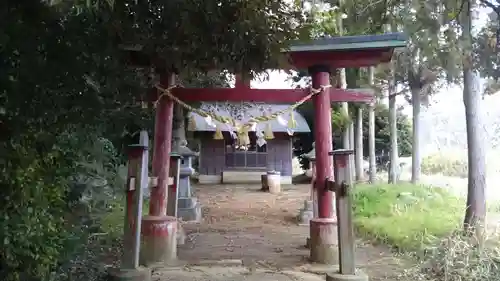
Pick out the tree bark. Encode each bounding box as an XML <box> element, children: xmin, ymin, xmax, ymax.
<box><xmin>367</xmin><ymin>67</ymin><xmax>376</xmax><ymax>183</ymax></box>
<box><xmin>368</xmin><ymin>104</ymin><xmax>376</xmax><ymax>182</ymax></box>
<box><xmin>348</xmin><ymin>120</ymin><xmax>355</xmax><ymax>178</ymax></box>
<box><xmin>355</xmin><ymin>107</ymin><xmax>364</xmax><ymax>181</ymax></box>
<box><xmin>349</xmin><ymin>121</ymin><xmax>354</xmax><ymax>149</ymax></box>
<box><xmin>339</xmin><ymin>68</ymin><xmax>350</xmax><ymax>149</ymax></box>
<box><xmin>461</xmin><ymin>0</ymin><xmax>487</xmax><ymax>233</ymax></box>
<box><xmin>411</xmin><ymin>88</ymin><xmax>421</xmax><ymax>184</ymax></box>
<box><xmin>172</xmin><ymin>104</ymin><xmax>186</xmax><ymax>152</ymax></box>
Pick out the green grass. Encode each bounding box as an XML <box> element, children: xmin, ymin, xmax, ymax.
<box><xmin>353</xmin><ymin>183</ymin><xmax>463</xmax><ymax>252</ymax></box>
<box><xmin>100</xmin><ymin>196</ymin><xmax>149</xmax><ymax>239</ymax></box>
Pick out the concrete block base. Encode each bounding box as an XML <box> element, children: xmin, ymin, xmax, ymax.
<box><xmin>141</xmin><ymin>215</ymin><xmax>177</xmax><ymax>266</ymax></box>
<box><xmin>310</xmin><ymin>218</ymin><xmax>337</xmax><ymax>264</ymax></box>
<box><xmin>107</xmin><ymin>267</ymin><xmax>151</xmax><ymax>281</ymax></box>
<box><xmin>326</xmin><ymin>270</ymin><xmax>369</xmax><ymax>281</ymax></box>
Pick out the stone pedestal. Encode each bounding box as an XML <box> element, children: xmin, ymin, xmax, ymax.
<box><xmin>310</xmin><ymin>218</ymin><xmax>337</xmax><ymax>264</ymax></box>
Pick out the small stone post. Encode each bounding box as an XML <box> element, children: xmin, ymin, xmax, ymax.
<box><xmin>108</xmin><ymin>131</ymin><xmax>151</xmax><ymax>281</ymax></box>
<box><xmin>326</xmin><ymin>149</ymin><xmax>368</xmax><ymax>281</ymax></box>
<box><xmin>298</xmin><ymin>143</ymin><xmax>317</xmax><ymax>248</ymax></box>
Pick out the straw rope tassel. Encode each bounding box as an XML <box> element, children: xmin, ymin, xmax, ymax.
<box><xmin>264</xmin><ymin>122</ymin><xmax>274</xmax><ymax>139</ymax></box>
<box><xmin>187</xmin><ymin>113</ymin><xmax>197</xmax><ymax>131</ymax></box>
<box><xmin>153</xmin><ymin>84</ymin><xmax>331</xmax><ymax>139</ymax></box>
<box><xmin>237</xmin><ymin>129</ymin><xmax>250</xmax><ymax>147</ymax></box>
<box><xmin>289</xmin><ymin>112</ymin><xmax>297</xmax><ymax>129</ymax></box>
<box><xmin>213</xmin><ymin>125</ymin><xmax>224</xmax><ymax>140</ymax></box>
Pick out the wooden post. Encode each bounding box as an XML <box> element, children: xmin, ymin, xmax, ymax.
<box><xmin>167</xmin><ymin>154</ymin><xmax>182</xmax><ymax>217</ymax></box>
<box><xmin>325</xmin><ymin>149</ymin><xmax>369</xmax><ymax>280</ymax></box>
<box><xmin>122</xmin><ymin>132</ymin><xmax>148</xmax><ymax>269</ymax></box>
<box><xmin>331</xmin><ymin>149</ymin><xmax>355</xmax><ymax>275</ymax></box>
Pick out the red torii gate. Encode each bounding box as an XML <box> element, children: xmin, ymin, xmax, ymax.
<box><xmin>139</xmin><ymin>33</ymin><xmax>406</xmax><ymax>265</ymax></box>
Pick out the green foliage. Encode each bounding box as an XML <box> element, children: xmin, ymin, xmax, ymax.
<box><xmin>99</xmin><ymin>0</ymin><xmax>307</xmax><ymax>74</ymax></box>
<box><xmin>475</xmin><ymin>17</ymin><xmax>500</xmax><ymax>94</ymax></box>
<box><xmin>294</xmin><ymin>102</ymin><xmax>412</xmax><ymax>169</ymax></box>
<box><xmin>421</xmin><ymin>152</ymin><xmax>468</xmax><ymax>178</ymax></box>
<box><xmin>353</xmin><ymin>183</ymin><xmax>462</xmax><ymax>251</ymax></box>
<box><xmin>1</xmin><ymin>2</ymin><xmax>141</xmax><ymax>280</ymax></box>
<box><xmin>0</xmin><ymin>129</ymin><xmax>124</xmax><ymax>281</ymax></box>
<box><xmin>331</xmin><ymin>107</ymin><xmax>352</xmax><ymax>132</ymax></box>
<box><xmin>1</xmin><ymin>1</ymin><xmax>244</xmax><ymax>280</ymax></box>
<box><xmin>361</xmin><ymin>103</ymin><xmax>413</xmax><ymax>156</ymax></box>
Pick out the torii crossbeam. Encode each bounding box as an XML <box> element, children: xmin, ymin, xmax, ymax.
<box><xmin>170</xmin><ymin>87</ymin><xmax>374</xmax><ymax>103</ymax></box>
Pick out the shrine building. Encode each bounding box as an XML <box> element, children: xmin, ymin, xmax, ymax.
<box><xmin>188</xmin><ymin>102</ymin><xmax>310</xmax><ymax>184</ymax></box>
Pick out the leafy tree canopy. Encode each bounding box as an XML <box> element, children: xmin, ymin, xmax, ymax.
<box><xmin>56</xmin><ymin>0</ymin><xmax>308</xmax><ymax>75</ymax></box>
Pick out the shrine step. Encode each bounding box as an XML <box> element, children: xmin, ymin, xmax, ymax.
<box><xmin>221</xmin><ymin>171</ymin><xmax>292</xmax><ymax>184</ymax></box>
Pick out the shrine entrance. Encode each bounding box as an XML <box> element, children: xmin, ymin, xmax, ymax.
<box><xmin>117</xmin><ymin>32</ymin><xmax>406</xmax><ymax>281</ymax></box>
<box><xmin>224</xmin><ymin>131</ymin><xmax>268</xmax><ymax>170</ymax></box>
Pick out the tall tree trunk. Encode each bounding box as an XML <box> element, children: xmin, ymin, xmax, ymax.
<box><xmin>355</xmin><ymin>107</ymin><xmax>364</xmax><ymax>181</ymax></box>
<box><xmin>368</xmin><ymin>67</ymin><xmax>376</xmax><ymax>183</ymax></box>
<box><xmin>337</xmin><ymin>0</ymin><xmax>350</xmax><ymax>150</ymax></box>
<box><xmin>388</xmin><ymin>67</ymin><xmax>398</xmax><ymax>184</ymax></box>
<box><xmin>348</xmin><ymin>120</ymin><xmax>355</xmax><ymax>178</ymax></box>
<box><xmin>341</xmin><ymin>101</ymin><xmax>350</xmax><ymax>149</ymax></box>
<box><xmin>172</xmin><ymin>104</ymin><xmax>186</xmax><ymax>152</ymax></box>
<box><xmin>339</xmin><ymin>68</ymin><xmax>350</xmax><ymax>149</ymax></box>
<box><xmin>349</xmin><ymin>121</ymin><xmax>354</xmax><ymax>149</ymax></box>
<box><xmin>411</xmin><ymin>88</ymin><xmax>421</xmax><ymax>184</ymax></box>
<box><xmin>461</xmin><ymin>0</ymin><xmax>487</xmax><ymax>233</ymax></box>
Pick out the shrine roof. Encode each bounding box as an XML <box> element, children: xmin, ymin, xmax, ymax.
<box><xmin>188</xmin><ymin>103</ymin><xmax>311</xmax><ymax>133</ymax></box>
<box><xmin>287</xmin><ymin>32</ymin><xmax>407</xmax><ymax>53</ymax></box>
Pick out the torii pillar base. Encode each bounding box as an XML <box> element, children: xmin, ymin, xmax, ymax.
<box><xmin>309</xmin><ymin>218</ymin><xmax>337</xmax><ymax>264</ymax></box>
<box><xmin>140</xmin><ymin>216</ymin><xmax>178</xmax><ymax>266</ymax></box>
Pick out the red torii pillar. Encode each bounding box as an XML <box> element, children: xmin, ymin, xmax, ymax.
<box><xmin>308</xmin><ymin>65</ymin><xmax>337</xmax><ymax>264</ymax></box>
<box><xmin>141</xmin><ymin>73</ymin><xmax>178</xmax><ymax>265</ymax></box>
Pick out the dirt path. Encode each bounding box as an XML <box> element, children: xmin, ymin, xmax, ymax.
<box><xmin>172</xmin><ymin>184</ymin><xmax>408</xmax><ymax>281</ymax></box>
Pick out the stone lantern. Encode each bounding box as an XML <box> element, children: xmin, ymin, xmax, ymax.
<box><xmin>175</xmin><ymin>141</ymin><xmax>202</xmax><ymax>222</ymax></box>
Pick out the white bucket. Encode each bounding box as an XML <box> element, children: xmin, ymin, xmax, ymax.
<box><xmin>267</xmin><ymin>171</ymin><xmax>281</xmax><ymax>194</ymax></box>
